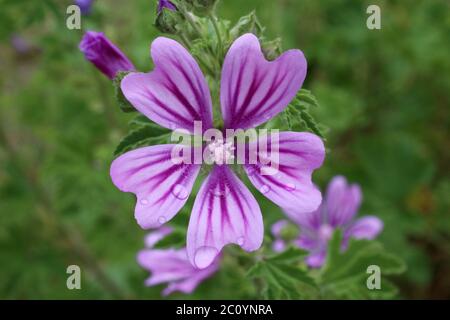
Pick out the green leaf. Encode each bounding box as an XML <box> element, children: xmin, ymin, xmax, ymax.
<box><xmin>319</xmin><ymin>231</ymin><xmax>406</xmax><ymax>299</ymax></box>
<box><xmin>113</xmin><ymin>71</ymin><xmax>136</xmax><ymax>113</ymax></box>
<box><xmin>113</xmin><ymin>123</ymin><xmax>171</xmax><ymax>156</ymax></box>
<box><xmin>282</xmin><ymin>89</ymin><xmax>327</xmax><ymax>139</ymax></box>
<box><xmin>246</xmin><ymin>248</ymin><xmax>317</xmax><ymax>299</ymax></box>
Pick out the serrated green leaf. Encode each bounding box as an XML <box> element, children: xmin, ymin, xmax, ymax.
<box><xmin>113</xmin><ymin>124</ymin><xmax>171</xmax><ymax>156</ymax></box>
<box><xmin>319</xmin><ymin>230</ymin><xmax>406</xmax><ymax>299</ymax></box>
<box><xmin>113</xmin><ymin>71</ymin><xmax>136</xmax><ymax>113</ymax></box>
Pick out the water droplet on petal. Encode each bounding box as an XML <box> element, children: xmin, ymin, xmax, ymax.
<box><xmin>194</xmin><ymin>246</ymin><xmax>218</xmax><ymax>269</ymax></box>
<box><xmin>211</xmin><ymin>186</ymin><xmax>230</xmax><ymax>197</ymax></box>
<box><xmin>140</xmin><ymin>199</ymin><xmax>149</xmax><ymax>205</ymax></box>
<box><xmin>260</xmin><ymin>166</ymin><xmax>278</xmax><ymax>176</ymax></box>
<box><xmin>260</xmin><ymin>185</ymin><xmax>270</xmax><ymax>194</ymax></box>
<box><xmin>284</xmin><ymin>183</ymin><xmax>296</xmax><ymax>191</ymax></box>
<box><xmin>236</xmin><ymin>237</ymin><xmax>245</xmax><ymax>246</ymax></box>
<box><xmin>172</xmin><ymin>184</ymin><xmax>189</xmax><ymax>200</ymax></box>
<box><xmin>158</xmin><ymin>216</ymin><xmax>166</xmax><ymax>224</ymax></box>
<box><xmin>246</xmin><ymin>166</ymin><xmax>257</xmax><ymax>176</ymax></box>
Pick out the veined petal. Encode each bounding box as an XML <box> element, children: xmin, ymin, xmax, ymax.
<box><xmin>121</xmin><ymin>37</ymin><xmax>213</xmax><ymax>133</ymax></box>
<box><xmin>220</xmin><ymin>33</ymin><xmax>307</xmax><ymax>130</ymax></box>
<box><xmin>110</xmin><ymin>144</ymin><xmax>200</xmax><ymax>229</ymax></box>
<box><xmin>344</xmin><ymin>216</ymin><xmax>383</xmax><ymax>240</ymax></box>
<box><xmin>244</xmin><ymin>132</ymin><xmax>325</xmax><ymax>213</ymax></box>
<box><xmin>325</xmin><ymin>176</ymin><xmax>362</xmax><ymax>227</ymax></box>
<box><xmin>137</xmin><ymin>248</ymin><xmax>219</xmax><ymax>296</ymax></box>
<box><xmin>187</xmin><ymin>165</ymin><xmax>263</xmax><ymax>269</ymax></box>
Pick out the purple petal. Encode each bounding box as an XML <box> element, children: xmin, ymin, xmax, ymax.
<box><xmin>244</xmin><ymin>132</ymin><xmax>325</xmax><ymax>213</ymax></box>
<box><xmin>110</xmin><ymin>144</ymin><xmax>200</xmax><ymax>229</ymax></box>
<box><xmin>220</xmin><ymin>33</ymin><xmax>307</xmax><ymax>130</ymax></box>
<box><xmin>121</xmin><ymin>37</ymin><xmax>213</xmax><ymax>133</ymax></box>
<box><xmin>187</xmin><ymin>165</ymin><xmax>263</xmax><ymax>269</ymax></box>
<box><xmin>137</xmin><ymin>247</ymin><xmax>219</xmax><ymax>296</ymax></box>
<box><xmin>79</xmin><ymin>31</ymin><xmax>135</xmax><ymax>79</ymax></box>
<box><xmin>144</xmin><ymin>226</ymin><xmax>173</xmax><ymax>248</ymax></box>
<box><xmin>325</xmin><ymin>176</ymin><xmax>362</xmax><ymax>227</ymax></box>
<box><xmin>305</xmin><ymin>250</ymin><xmax>326</xmax><ymax>268</ymax></box>
<box><xmin>344</xmin><ymin>216</ymin><xmax>383</xmax><ymax>240</ymax></box>
<box><xmin>272</xmin><ymin>239</ymin><xmax>286</xmax><ymax>252</ymax></box>
<box><xmin>157</xmin><ymin>0</ymin><xmax>176</xmax><ymax>13</ymax></box>
<box><xmin>284</xmin><ymin>207</ymin><xmax>323</xmax><ymax>231</ymax></box>
<box><xmin>270</xmin><ymin>220</ymin><xmax>288</xmax><ymax>237</ymax></box>
<box><xmin>295</xmin><ymin>233</ymin><xmax>320</xmax><ymax>251</ymax></box>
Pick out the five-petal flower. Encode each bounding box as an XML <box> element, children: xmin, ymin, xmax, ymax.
<box><xmin>111</xmin><ymin>33</ymin><xmax>325</xmax><ymax>268</ymax></box>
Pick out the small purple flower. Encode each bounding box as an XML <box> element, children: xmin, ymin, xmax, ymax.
<box><xmin>111</xmin><ymin>34</ymin><xmax>325</xmax><ymax>269</ymax></box>
<box><xmin>137</xmin><ymin>227</ymin><xmax>219</xmax><ymax>296</ymax></box>
<box><xmin>79</xmin><ymin>31</ymin><xmax>135</xmax><ymax>80</ymax></box>
<box><xmin>274</xmin><ymin>176</ymin><xmax>384</xmax><ymax>268</ymax></box>
<box><xmin>75</xmin><ymin>0</ymin><xmax>93</xmax><ymax>15</ymax></box>
<box><xmin>157</xmin><ymin>0</ymin><xmax>177</xmax><ymax>13</ymax></box>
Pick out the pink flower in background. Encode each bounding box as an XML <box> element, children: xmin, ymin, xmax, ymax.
<box><xmin>79</xmin><ymin>31</ymin><xmax>135</xmax><ymax>79</ymax></box>
<box><xmin>137</xmin><ymin>227</ymin><xmax>219</xmax><ymax>296</ymax></box>
<box><xmin>110</xmin><ymin>33</ymin><xmax>325</xmax><ymax>269</ymax></box>
<box><xmin>273</xmin><ymin>176</ymin><xmax>384</xmax><ymax>268</ymax></box>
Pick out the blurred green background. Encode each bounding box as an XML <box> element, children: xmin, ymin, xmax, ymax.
<box><xmin>0</xmin><ymin>0</ymin><xmax>449</xmax><ymax>299</ymax></box>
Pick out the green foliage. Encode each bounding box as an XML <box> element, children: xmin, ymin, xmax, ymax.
<box><xmin>247</xmin><ymin>247</ymin><xmax>317</xmax><ymax>299</ymax></box>
<box><xmin>113</xmin><ymin>71</ymin><xmax>136</xmax><ymax>113</ymax></box>
<box><xmin>282</xmin><ymin>89</ymin><xmax>327</xmax><ymax>139</ymax></box>
<box><xmin>0</xmin><ymin>0</ymin><xmax>448</xmax><ymax>300</ymax></box>
<box><xmin>114</xmin><ymin>115</ymin><xmax>171</xmax><ymax>156</ymax></box>
<box><xmin>318</xmin><ymin>231</ymin><xmax>406</xmax><ymax>299</ymax></box>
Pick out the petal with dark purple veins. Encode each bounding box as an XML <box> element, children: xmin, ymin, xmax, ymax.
<box><xmin>121</xmin><ymin>37</ymin><xmax>213</xmax><ymax>133</ymax></box>
<box><xmin>244</xmin><ymin>132</ymin><xmax>325</xmax><ymax>213</ymax></box>
<box><xmin>137</xmin><ymin>247</ymin><xmax>219</xmax><ymax>296</ymax></box>
<box><xmin>325</xmin><ymin>176</ymin><xmax>362</xmax><ymax>227</ymax></box>
<box><xmin>220</xmin><ymin>33</ymin><xmax>307</xmax><ymax>130</ymax></box>
<box><xmin>110</xmin><ymin>144</ymin><xmax>200</xmax><ymax>229</ymax></box>
<box><xmin>344</xmin><ymin>216</ymin><xmax>383</xmax><ymax>240</ymax></box>
<box><xmin>187</xmin><ymin>165</ymin><xmax>263</xmax><ymax>269</ymax></box>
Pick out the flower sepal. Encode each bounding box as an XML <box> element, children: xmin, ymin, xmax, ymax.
<box><xmin>113</xmin><ymin>71</ymin><xmax>136</xmax><ymax>113</ymax></box>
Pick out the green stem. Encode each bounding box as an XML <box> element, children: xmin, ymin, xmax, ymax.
<box><xmin>209</xmin><ymin>14</ymin><xmax>223</xmax><ymax>60</ymax></box>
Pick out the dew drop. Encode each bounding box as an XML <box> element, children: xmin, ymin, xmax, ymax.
<box><xmin>211</xmin><ymin>186</ymin><xmax>230</xmax><ymax>197</ymax></box>
<box><xmin>260</xmin><ymin>185</ymin><xmax>270</xmax><ymax>194</ymax></box>
<box><xmin>140</xmin><ymin>199</ymin><xmax>149</xmax><ymax>205</ymax></box>
<box><xmin>158</xmin><ymin>216</ymin><xmax>166</xmax><ymax>224</ymax></box>
<box><xmin>236</xmin><ymin>237</ymin><xmax>245</xmax><ymax>246</ymax></box>
<box><xmin>194</xmin><ymin>246</ymin><xmax>218</xmax><ymax>269</ymax></box>
<box><xmin>172</xmin><ymin>184</ymin><xmax>189</xmax><ymax>200</ymax></box>
<box><xmin>284</xmin><ymin>182</ymin><xmax>296</xmax><ymax>191</ymax></box>
<box><xmin>246</xmin><ymin>166</ymin><xmax>257</xmax><ymax>176</ymax></box>
<box><xmin>260</xmin><ymin>166</ymin><xmax>278</xmax><ymax>176</ymax></box>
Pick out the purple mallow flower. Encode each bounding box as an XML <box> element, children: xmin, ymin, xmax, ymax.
<box><xmin>158</xmin><ymin>0</ymin><xmax>176</xmax><ymax>13</ymax></box>
<box><xmin>79</xmin><ymin>31</ymin><xmax>135</xmax><ymax>79</ymax></box>
<box><xmin>75</xmin><ymin>0</ymin><xmax>93</xmax><ymax>15</ymax></box>
<box><xmin>273</xmin><ymin>176</ymin><xmax>384</xmax><ymax>268</ymax></box>
<box><xmin>137</xmin><ymin>227</ymin><xmax>219</xmax><ymax>296</ymax></box>
<box><xmin>110</xmin><ymin>34</ymin><xmax>325</xmax><ymax>269</ymax></box>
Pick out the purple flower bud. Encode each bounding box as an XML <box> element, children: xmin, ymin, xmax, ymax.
<box><xmin>158</xmin><ymin>0</ymin><xmax>177</xmax><ymax>13</ymax></box>
<box><xmin>75</xmin><ymin>0</ymin><xmax>94</xmax><ymax>15</ymax></box>
<box><xmin>79</xmin><ymin>31</ymin><xmax>135</xmax><ymax>80</ymax></box>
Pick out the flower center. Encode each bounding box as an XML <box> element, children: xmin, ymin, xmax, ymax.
<box><xmin>318</xmin><ymin>224</ymin><xmax>334</xmax><ymax>241</ymax></box>
<box><xmin>206</xmin><ymin>139</ymin><xmax>235</xmax><ymax>165</ymax></box>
